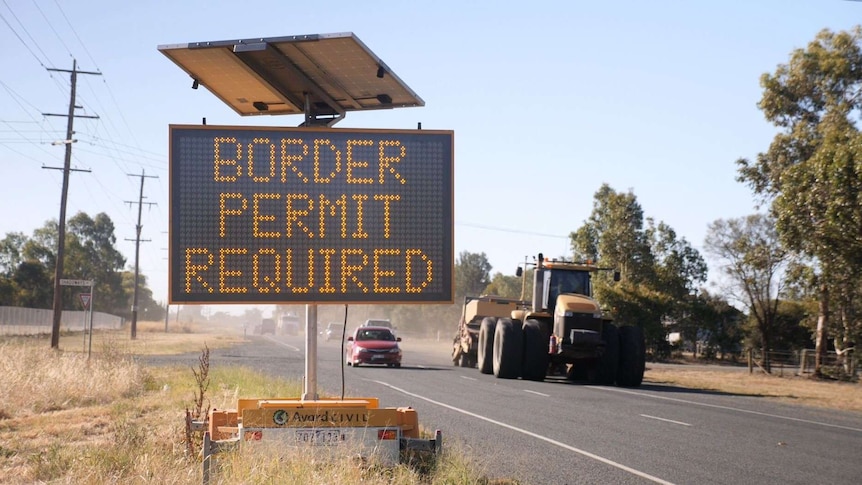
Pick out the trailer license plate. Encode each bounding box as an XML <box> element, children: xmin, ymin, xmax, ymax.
<box><xmin>294</xmin><ymin>429</ymin><xmax>347</xmax><ymax>446</ymax></box>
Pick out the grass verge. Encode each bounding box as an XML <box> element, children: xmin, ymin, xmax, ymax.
<box><xmin>0</xmin><ymin>339</ymin><xmax>497</xmax><ymax>484</ymax></box>
<box><xmin>645</xmin><ymin>365</ymin><xmax>862</xmax><ymax>413</ymax></box>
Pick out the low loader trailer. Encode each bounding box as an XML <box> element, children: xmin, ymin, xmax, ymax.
<box><xmin>452</xmin><ymin>253</ymin><xmax>646</xmax><ymax>386</ymax></box>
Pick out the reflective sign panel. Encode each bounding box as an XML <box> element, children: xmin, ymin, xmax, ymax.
<box><xmin>169</xmin><ymin>125</ymin><xmax>453</xmax><ymax>304</ymax></box>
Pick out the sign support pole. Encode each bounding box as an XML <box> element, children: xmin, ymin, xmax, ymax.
<box><xmin>87</xmin><ymin>284</ymin><xmax>95</xmax><ymax>359</ymax></box>
<box><xmin>82</xmin><ymin>303</ymin><xmax>88</xmax><ymax>353</ymax></box>
<box><xmin>302</xmin><ymin>303</ymin><xmax>319</xmax><ymax>401</ymax></box>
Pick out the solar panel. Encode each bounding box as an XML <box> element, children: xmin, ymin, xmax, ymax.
<box><xmin>159</xmin><ymin>32</ymin><xmax>424</xmax><ymax>124</ymax></box>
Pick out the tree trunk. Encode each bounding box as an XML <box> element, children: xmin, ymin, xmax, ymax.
<box><xmin>761</xmin><ymin>330</ymin><xmax>771</xmax><ymax>374</ymax></box>
<box><xmin>814</xmin><ymin>283</ymin><xmax>829</xmax><ymax>377</ymax></box>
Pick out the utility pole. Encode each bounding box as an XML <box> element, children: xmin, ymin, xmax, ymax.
<box><xmin>46</xmin><ymin>59</ymin><xmax>100</xmax><ymax>349</ymax></box>
<box><xmin>125</xmin><ymin>170</ymin><xmax>157</xmax><ymax>339</ymax></box>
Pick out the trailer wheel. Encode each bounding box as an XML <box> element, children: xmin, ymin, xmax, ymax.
<box><xmin>478</xmin><ymin>317</ymin><xmax>497</xmax><ymax>374</ymax></box>
<box><xmin>493</xmin><ymin>318</ymin><xmax>523</xmax><ymax>379</ymax></box>
<box><xmin>589</xmin><ymin>323</ymin><xmax>619</xmax><ymax>385</ymax></box>
<box><xmin>522</xmin><ymin>319</ymin><xmax>549</xmax><ymax>381</ymax></box>
<box><xmin>618</xmin><ymin>325</ymin><xmax>646</xmax><ymax>387</ymax></box>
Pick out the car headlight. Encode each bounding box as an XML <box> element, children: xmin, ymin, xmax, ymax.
<box><xmin>564</xmin><ymin>311</ymin><xmax>574</xmax><ymax>317</ymax></box>
<box><xmin>388</xmin><ymin>347</ymin><xmax>401</xmax><ymax>354</ymax></box>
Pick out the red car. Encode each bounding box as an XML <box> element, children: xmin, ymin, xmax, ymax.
<box><xmin>345</xmin><ymin>326</ymin><xmax>402</xmax><ymax>367</ymax></box>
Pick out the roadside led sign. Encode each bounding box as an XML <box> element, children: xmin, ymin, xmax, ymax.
<box><xmin>169</xmin><ymin>125</ymin><xmax>454</xmax><ymax>304</ymax></box>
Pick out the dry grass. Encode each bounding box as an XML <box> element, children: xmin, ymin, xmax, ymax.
<box><xmin>645</xmin><ymin>366</ymin><xmax>862</xmax><ymax>413</ymax></box>
<box><xmin>0</xmin><ymin>342</ymin><xmax>145</xmax><ymax>420</ymax></box>
<box><xmin>0</xmin><ymin>338</ymin><xmax>493</xmax><ymax>484</ymax></box>
<box><xmin>36</xmin><ymin>319</ymin><xmax>248</xmax><ymax>356</ymax></box>
<box><xmin>213</xmin><ymin>441</ymin><xmax>499</xmax><ymax>485</ymax></box>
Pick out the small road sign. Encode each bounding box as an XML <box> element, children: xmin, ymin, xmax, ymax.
<box><xmin>79</xmin><ymin>293</ymin><xmax>92</xmax><ymax>309</ymax></box>
<box><xmin>60</xmin><ymin>279</ymin><xmax>93</xmax><ymax>287</ymax></box>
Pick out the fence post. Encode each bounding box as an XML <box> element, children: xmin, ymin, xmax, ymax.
<box><xmin>748</xmin><ymin>348</ymin><xmax>753</xmax><ymax>374</ymax></box>
<box><xmin>799</xmin><ymin>349</ymin><xmax>807</xmax><ymax>375</ymax></box>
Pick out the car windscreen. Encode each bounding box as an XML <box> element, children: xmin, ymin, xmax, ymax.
<box><xmin>357</xmin><ymin>329</ymin><xmax>395</xmax><ymax>341</ymax></box>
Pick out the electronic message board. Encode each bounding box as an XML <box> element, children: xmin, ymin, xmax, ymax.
<box><xmin>169</xmin><ymin>125</ymin><xmax>453</xmax><ymax>304</ymax></box>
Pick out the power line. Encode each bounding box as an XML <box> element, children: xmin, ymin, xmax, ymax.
<box><xmin>51</xmin><ymin>0</ymin><xmax>98</xmax><ymax>69</ymax></box>
<box><xmin>31</xmin><ymin>0</ymin><xmax>73</xmax><ymax>59</ymax></box>
<box><xmin>0</xmin><ymin>2</ymin><xmax>50</xmax><ymax>67</ymax></box>
<box><xmin>456</xmin><ymin>221</ymin><xmax>570</xmax><ymax>239</ymax></box>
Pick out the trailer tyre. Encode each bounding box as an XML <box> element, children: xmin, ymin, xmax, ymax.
<box><xmin>618</xmin><ymin>325</ymin><xmax>646</xmax><ymax>387</ymax></box>
<box><xmin>522</xmin><ymin>319</ymin><xmax>549</xmax><ymax>381</ymax></box>
<box><xmin>590</xmin><ymin>323</ymin><xmax>619</xmax><ymax>385</ymax></box>
<box><xmin>478</xmin><ymin>317</ymin><xmax>497</xmax><ymax>374</ymax></box>
<box><xmin>493</xmin><ymin>318</ymin><xmax>523</xmax><ymax>379</ymax></box>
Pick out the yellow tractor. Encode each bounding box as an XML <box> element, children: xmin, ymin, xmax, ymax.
<box><xmin>452</xmin><ymin>253</ymin><xmax>645</xmax><ymax>386</ymax></box>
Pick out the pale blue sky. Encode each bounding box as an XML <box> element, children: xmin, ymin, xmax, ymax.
<box><xmin>1</xmin><ymin>1</ymin><xmax>859</xmax><ymax>312</ymax></box>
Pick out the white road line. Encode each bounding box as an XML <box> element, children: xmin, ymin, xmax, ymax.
<box><xmin>592</xmin><ymin>386</ymin><xmax>862</xmax><ymax>433</ymax></box>
<box><xmin>265</xmin><ymin>336</ymin><xmax>301</xmax><ymax>352</ymax></box>
<box><xmin>524</xmin><ymin>389</ymin><xmax>550</xmax><ymax>397</ymax></box>
<box><xmin>640</xmin><ymin>414</ymin><xmax>692</xmax><ymax>427</ymax></box>
<box><xmin>373</xmin><ymin>380</ymin><xmax>675</xmax><ymax>485</ymax></box>
<box><xmin>460</xmin><ymin>376</ymin><xmax>477</xmax><ymax>381</ymax></box>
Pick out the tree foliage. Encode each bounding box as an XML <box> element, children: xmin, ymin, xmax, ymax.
<box><xmin>571</xmin><ymin>184</ymin><xmax>707</xmax><ymax>356</ymax></box>
<box><xmin>0</xmin><ymin>212</ymin><xmax>160</xmax><ymax>318</ymax></box>
<box><xmin>65</xmin><ymin>212</ymin><xmax>128</xmax><ymax>316</ymax></box>
<box><xmin>572</xmin><ymin>184</ymin><xmax>654</xmax><ymax>283</ymax></box>
<box><xmin>704</xmin><ymin>214</ymin><xmax>788</xmax><ymax>371</ymax></box>
<box><xmin>454</xmin><ymin>251</ymin><xmax>492</xmax><ymax>299</ymax></box>
<box><xmin>696</xmin><ymin>290</ymin><xmax>745</xmax><ymax>360</ymax></box>
<box><xmin>737</xmin><ymin>27</ymin><xmax>862</xmax><ymax>373</ymax></box>
<box><xmin>484</xmin><ymin>271</ymin><xmax>526</xmax><ymax>300</ymax></box>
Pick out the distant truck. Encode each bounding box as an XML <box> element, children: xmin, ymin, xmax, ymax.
<box><xmin>362</xmin><ymin>319</ymin><xmax>395</xmax><ymax>332</ymax></box>
<box><xmin>278</xmin><ymin>313</ymin><xmax>300</xmax><ymax>336</ymax></box>
<box><xmin>257</xmin><ymin>318</ymin><xmax>276</xmax><ymax>335</ymax></box>
<box><xmin>452</xmin><ymin>253</ymin><xmax>645</xmax><ymax>386</ymax></box>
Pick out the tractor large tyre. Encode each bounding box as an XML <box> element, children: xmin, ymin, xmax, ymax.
<box><xmin>522</xmin><ymin>319</ymin><xmax>549</xmax><ymax>381</ymax></box>
<box><xmin>590</xmin><ymin>323</ymin><xmax>619</xmax><ymax>385</ymax></box>
<box><xmin>493</xmin><ymin>318</ymin><xmax>523</xmax><ymax>379</ymax></box>
<box><xmin>477</xmin><ymin>317</ymin><xmax>497</xmax><ymax>374</ymax></box>
<box><xmin>618</xmin><ymin>325</ymin><xmax>646</xmax><ymax>387</ymax></box>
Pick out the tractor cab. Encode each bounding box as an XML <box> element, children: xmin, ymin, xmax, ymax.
<box><xmin>543</xmin><ymin>265</ymin><xmax>592</xmax><ymax>314</ymax></box>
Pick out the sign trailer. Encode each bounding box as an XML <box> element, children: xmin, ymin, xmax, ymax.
<box><xmin>160</xmin><ymin>33</ymin><xmax>445</xmax><ymax>477</ymax></box>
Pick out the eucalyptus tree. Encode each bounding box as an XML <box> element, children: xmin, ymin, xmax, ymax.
<box><xmin>571</xmin><ymin>185</ymin><xmax>707</xmax><ymax>355</ymax></box>
<box><xmin>65</xmin><ymin>212</ymin><xmax>127</xmax><ymax>314</ymax></box>
<box><xmin>704</xmin><ymin>214</ymin><xmax>788</xmax><ymax>372</ymax></box>
<box><xmin>484</xmin><ymin>271</ymin><xmax>526</xmax><ymax>300</ymax></box>
<box><xmin>454</xmin><ymin>251</ymin><xmax>493</xmax><ymax>299</ymax></box>
<box><xmin>737</xmin><ymin>27</ymin><xmax>862</xmax><ymax>374</ymax></box>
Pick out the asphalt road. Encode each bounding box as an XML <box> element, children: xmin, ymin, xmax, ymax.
<box><xmin>147</xmin><ymin>334</ymin><xmax>862</xmax><ymax>485</ymax></box>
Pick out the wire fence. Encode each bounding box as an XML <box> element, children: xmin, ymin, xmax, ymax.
<box><xmin>748</xmin><ymin>348</ymin><xmax>858</xmax><ymax>380</ymax></box>
<box><xmin>0</xmin><ymin>306</ymin><xmax>124</xmax><ymax>336</ymax></box>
